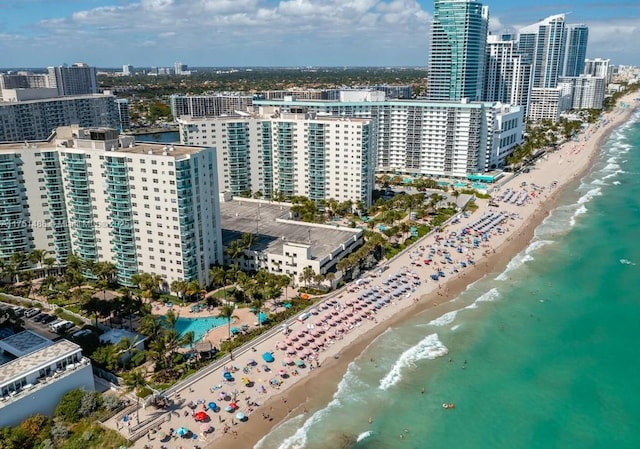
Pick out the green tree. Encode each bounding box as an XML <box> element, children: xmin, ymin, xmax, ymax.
<box><xmin>122</xmin><ymin>370</ymin><xmax>147</xmax><ymax>423</ymax></box>
<box><xmin>55</xmin><ymin>388</ymin><xmax>85</xmax><ymax>421</ymax></box>
<box><xmin>217</xmin><ymin>303</ymin><xmax>238</xmax><ymax>340</ymax></box>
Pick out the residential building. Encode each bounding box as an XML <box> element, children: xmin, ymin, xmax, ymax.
<box><xmin>174</xmin><ymin>63</ymin><xmax>189</xmax><ymax>76</ymax></box>
<box><xmin>427</xmin><ymin>0</ymin><xmax>489</xmax><ymax>101</ymax></box>
<box><xmin>527</xmin><ymin>88</ymin><xmax>561</xmax><ymax>122</ymax></box>
<box><xmin>47</xmin><ymin>63</ymin><xmax>98</xmax><ymax>96</ymax></box>
<box><xmin>564</xmin><ymin>24</ymin><xmax>589</xmax><ymax>77</ymax></box>
<box><xmin>251</xmin><ymin>97</ymin><xmax>523</xmax><ymax>177</ymax></box>
<box><xmin>170</xmin><ymin>94</ymin><xmax>253</xmax><ymax>119</ymax></box>
<box><xmin>177</xmin><ymin>113</ymin><xmax>376</xmax><ymax>207</ymax></box>
<box><xmin>0</xmin><ymin>72</ymin><xmax>50</xmax><ymax>100</ymax></box>
<box><xmin>0</xmin><ymin>93</ymin><xmax>119</xmax><ymax>142</ymax></box>
<box><xmin>558</xmin><ymin>75</ymin><xmax>606</xmax><ymax>110</ymax></box>
<box><xmin>0</xmin><ymin>126</ymin><xmax>224</xmax><ymax>287</ymax></box>
<box><xmin>0</xmin><ymin>332</ymin><xmax>94</xmax><ymax>428</ymax></box>
<box><xmin>122</xmin><ymin>65</ymin><xmax>134</xmax><ymax>76</ymax></box>
<box><xmin>116</xmin><ymin>98</ymin><xmax>131</xmax><ymax>131</ymax></box>
<box><xmin>584</xmin><ymin>58</ymin><xmax>610</xmax><ymax>79</ymax></box>
<box><xmin>518</xmin><ymin>14</ymin><xmax>567</xmax><ymax>90</ymax></box>
<box><xmin>484</xmin><ymin>34</ymin><xmax>531</xmax><ymax>112</ymax></box>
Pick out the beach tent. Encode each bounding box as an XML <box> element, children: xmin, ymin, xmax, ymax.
<box><xmin>207</xmin><ymin>401</ymin><xmax>217</xmax><ymax>411</ymax></box>
<box><xmin>262</xmin><ymin>352</ymin><xmax>275</xmax><ymax>363</ymax></box>
<box><xmin>194</xmin><ymin>411</ymin><xmax>208</xmax><ymax>421</ymax></box>
<box><xmin>176</xmin><ymin>427</ymin><xmax>190</xmax><ymax>437</ymax></box>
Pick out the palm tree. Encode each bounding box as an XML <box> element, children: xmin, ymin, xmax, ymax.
<box><xmin>122</xmin><ymin>370</ymin><xmax>146</xmax><ymax>423</ymax></box>
<box><xmin>300</xmin><ymin>266</ymin><xmax>315</xmax><ymax>289</ymax></box>
<box><xmin>217</xmin><ymin>304</ymin><xmax>237</xmax><ymax>340</ymax></box>
<box><xmin>148</xmin><ymin>337</ymin><xmax>168</xmax><ymax>370</ymax></box>
<box><xmin>225</xmin><ymin>240</ymin><xmax>244</xmax><ymax>270</ymax></box>
<box><xmin>180</xmin><ymin>330</ymin><xmax>196</xmax><ymax>353</ymax></box>
<box><xmin>170</xmin><ymin>279</ymin><xmax>188</xmax><ymax>302</ymax></box>
<box><xmin>185</xmin><ymin>280</ymin><xmax>200</xmax><ymax>302</ymax></box>
<box><xmin>28</xmin><ymin>249</ymin><xmax>48</xmax><ymax>274</ymax></box>
<box><xmin>240</xmin><ymin>232</ymin><xmax>255</xmax><ymax>251</ymax></box>
<box><xmin>139</xmin><ymin>315</ymin><xmax>163</xmax><ymax>341</ymax></box>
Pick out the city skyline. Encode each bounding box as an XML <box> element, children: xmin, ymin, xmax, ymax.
<box><xmin>0</xmin><ymin>0</ymin><xmax>638</xmax><ymax>68</ymax></box>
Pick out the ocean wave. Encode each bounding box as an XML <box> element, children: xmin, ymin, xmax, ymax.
<box><xmin>495</xmin><ymin>249</ymin><xmax>534</xmax><ymax>280</ymax></box>
<box><xmin>569</xmin><ymin>205</ymin><xmax>588</xmax><ymax>227</ymax></box>
<box><xmin>451</xmin><ymin>324</ymin><xmax>461</xmax><ymax>331</ymax></box>
<box><xmin>428</xmin><ymin>310</ymin><xmax>458</xmax><ymax>326</ymax></box>
<box><xmin>475</xmin><ymin>287</ymin><xmax>501</xmax><ymax>303</ymax></box>
<box><xmin>378</xmin><ymin>333</ymin><xmax>448</xmax><ymax>390</ymax></box>
<box><xmin>356</xmin><ymin>430</ymin><xmax>373</xmax><ymax>442</ymax></box>
<box><xmin>577</xmin><ymin>187</ymin><xmax>602</xmax><ymax>205</ymax></box>
<box><xmin>612</xmin><ymin>181</ymin><xmax>621</xmax><ymax>185</ymax></box>
<box><xmin>526</xmin><ymin>239</ymin><xmax>554</xmax><ymax>254</ymax></box>
<box><xmin>620</xmin><ymin>259</ymin><xmax>636</xmax><ymax>266</ymax></box>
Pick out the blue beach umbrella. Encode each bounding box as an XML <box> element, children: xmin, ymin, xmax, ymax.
<box><xmin>262</xmin><ymin>352</ymin><xmax>274</xmax><ymax>363</ymax></box>
<box><xmin>236</xmin><ymin>412</ymin><xmax>247</xmax><ymax>421</ymax></box>
<box><xmin>208</xmin><ymin>401</ymin><xmax>217</xmax><ymax>410</ymax></box>
<box><xmin>176</xmin><ymin>427</ymin><xmax>189</xmax><ymax>437</ymax></box>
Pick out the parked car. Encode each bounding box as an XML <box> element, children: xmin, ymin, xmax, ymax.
<box><xmin>25</xmin><ymin>308</ymin><xmax>41</xmax><ymax>318</ymax></box>
<box><xmin>40</xmin><ymin>314</ymin><xmax>56</xmax><ymax>324</ymax></box>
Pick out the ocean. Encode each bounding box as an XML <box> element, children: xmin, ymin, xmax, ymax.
<box><xmin>254</xmin><ymin>111</ymin><xmax>640</xmax><ymax>449</ymax></box>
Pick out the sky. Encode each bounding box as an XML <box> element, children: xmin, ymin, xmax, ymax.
<box><xmin>0</xmin><ymin>0</ymin><xmax>638</xmax><ymax>69</ymax></box>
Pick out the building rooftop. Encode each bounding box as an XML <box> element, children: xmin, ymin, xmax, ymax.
<box><xmin>99</xmin><ymin>328</ymin><xmax>146</xmax><ymax>346</ymax></box>
<box><xmin>220</xmin><ymin>199</ymin><xmax>361</xmax><ymax>260</ymax></box>
<box><xmin>0</xmin><ymin>339</ymin><xmax>80</xmax><ymax>385</ymax></box>
<box><xmin>0</xmin><ymin>330</ymin><xmax>53</xmax><ymax>358</ymax></box>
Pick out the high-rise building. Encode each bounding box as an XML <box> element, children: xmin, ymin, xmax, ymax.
<box><xmin>122</xmin><ymin>64</ymin><xmax>134</xmax><ymax>76</ymax></box>
<box><xmin>182</xmin><ymin>97</ymin><xmax>522</xmax><ymax>182</ymax></box>
<box><xmin>47</xmin><ymin>63</ymin><xmax>98</xmax><ymax>96</ymax></box>
<box><xmin>170</xmin><ymin>94</ymin><xmax>254</xmax><ymax>118</ymax></box>
<box><xmin>115</xmin><ymin>98</ymin><xmax>131</xmax><ymax>131</ymax></box>
<box><xmin>0</xmin><ymin>94</ymin><xmax>118</xmax><ymax>142</ymax></box>
<box><xmin>484</xmin><ymin>34</ymin><xmax>531</xmax><ymax>111</ymax></box>
<box><xmin>0</xmin><ymin>127</ymin><xmax>223</xmax><ymax>287</ymax></box>
<box><xmin>564</xmin><ymin>24</ymin><xmax>589</xmax><ymax>77</ymax></box>
<box><xmin>178</xmin><ymin>114</ymin><xmax>376</xmax><ymax>207</ymax></box>
<box><xmin>518</xmin><ymin>14</ymin><xmax>567</xmax><ymax>90</ymax></box>
<box><xmin>558</xmin><ymin>75</ymin><xmax>606</xmax><ymax>110</ymax></box>
<box><xmin>427</xmin><ymin>0</ymin><xmax>489</xmax><ymax>101</ymax></box>
<box><xmin>584</xmin><ymin>58</ymin><xmax>610</xmax><ymax>78</ymax></box>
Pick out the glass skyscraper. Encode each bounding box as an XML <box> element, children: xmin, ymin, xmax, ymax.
<box><xmin>564</xmin><ymin>24</ymin><xmax>589</xmax><ymax>77</ymax></box>
<box><xmin>427</xmin><ymin>0</ymin><xmax>489</xmax><ymax>101</ymax></box>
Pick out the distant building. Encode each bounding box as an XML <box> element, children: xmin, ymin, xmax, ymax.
<box><xmin>116</xmin><ymin>98</ymin><xmax>131</xmax><ymax>131</ymax></box>
<box><xmin>170</xmin><ymin>94</ymin><xmax>253</xmax><ymax>118</ymax></box>
<box><xmin>527</xmin><ymin>88</ymin><xmax>561</xmax><ymax>122</ymax></box>
<box><xmin>174</xmin><ymin>62</ymin><xmax>190</xmax><ymax>76</ymax></box>
<box><xmin>558</xmin><ymin>75</ymin><xmax>606</xmax><ymax>110</ymax></box>
<box><xmin>584</xmin><ymin>58</ymin><xmax>610</xmax><ymax>79</ymax></box>
<box><xmin>47</xmin><ymin>63</ymin><xmax>98</xmax><ymax>96</ymax></box>
<box><xmin>122</xmin><ymin>64</ymin><xmax>134</xmax><ymax>76</ymax></box>
<box><xmin>0</xmin><ymin>93</ymin><xmax>118</xmax><ymax>142</ymax></box>
<box><xmin>0</xmin><ymin>333</ymin><xmax>94</xmax><ymax>428</ymax></box>
<box><xmin>427</xmin><ymin>0</ymin><xmax>489</xmax><ymax>101</ymax></box>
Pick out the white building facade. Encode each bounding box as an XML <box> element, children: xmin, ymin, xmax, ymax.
<box><xmin>0</xmin><ymin>126</ymin><xmax>224</xmax><ymax>287</ymax></box>
<box><xmin>0</xmin><ymin>339</ymin><xmax>94</xmax><ymax>428</ymax></box>
<box><xmin>252</xmin><ymin>98</ymin><xmax>523</xmax><ymax>176</ymax></box>
<box><xmin>178</xmin><ymin>114</ymin><xmax>376</xmax><ymax>207</ymax></box>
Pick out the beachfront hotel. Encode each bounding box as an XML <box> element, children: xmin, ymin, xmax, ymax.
<box><xmin>251</xmin><ymin>94</ymin><xmax>523</xmax><ymax>177</ymax></box>
<box><xmin>0</xmin><ymin>126</ymin><xmax>223</xmax><ymax>287</ymax></box>
<box><xmin>177</xmin><ymin>112</ymin><xmax>376</xmax><ymax>207</ymax></box>
<box><xmin>0</xmin><ymin>330</ymin><xmax>94</xmax><ymax>428</ymax></box>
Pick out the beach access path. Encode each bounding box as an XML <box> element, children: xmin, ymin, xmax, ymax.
<box><xmin>105</xmin><ymin>93</ymin><xmax>639</xmax><ymax>449</ymax></box>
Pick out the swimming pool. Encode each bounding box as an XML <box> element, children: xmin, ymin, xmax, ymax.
<box><xmin>174</xmin><ymin>316</ymin><xmax>229</xmax><ymax>342</ymax></box>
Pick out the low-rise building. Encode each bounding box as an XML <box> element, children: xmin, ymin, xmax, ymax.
<box><xmin>0</xmin><ymin>334</ymin><xmax>94</xmax><ymax>427</ymax></box>
<box><xmin>220</xmin><ymin>198</ymin><xmax>363</xmax><ymax>285</ymax></box>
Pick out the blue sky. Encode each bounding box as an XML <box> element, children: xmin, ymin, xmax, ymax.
<box><xmin>0</xmin><ymin>0</ymin><xmax>638</xmax><ymax>69</ymax></box>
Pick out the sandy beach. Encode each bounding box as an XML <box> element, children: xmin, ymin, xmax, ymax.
<box><xmin>106</xmin><ymin>93</ymin><xmax>639</xmax><ymax>449</ymax></box>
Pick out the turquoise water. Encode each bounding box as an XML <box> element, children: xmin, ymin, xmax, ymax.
<box><xmin>254</xmin><ymin>111</ymin><xmax>640</xmax><ymax>449</ymax></box>
<box><xmin>175</xmin><ymin>316</ymin><xmax>228</xmax><ymax>342</ymax></box>
<box><xmin>136</xmin><ymin>131</ymin><xmax>179</xmax><ymax>143</ymax></box>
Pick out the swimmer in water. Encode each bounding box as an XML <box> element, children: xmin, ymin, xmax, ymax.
<box><xmin>368</xmin><ymin>417</ymin><xmax>373</xmax><ymax>424</ymax></box>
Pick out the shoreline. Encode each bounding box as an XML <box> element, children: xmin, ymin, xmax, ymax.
<box><xmin>109</xmin><ymin>93</ymin><xmax>639</xmax><ymax>449</ymax></box>
<box><xmin>209</xmin><ymin>97</ymin><xmax>639</xmax><ymax>449</ymax></box>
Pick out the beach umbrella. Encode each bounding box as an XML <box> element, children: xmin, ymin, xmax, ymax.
<box><xmin>176</xmin><ymin>427</ymin><xmax>190</xmax><ymax>437</ymax></box>
<box><xmin>284</xmin><ymin>356</ymin><xmax>294</xmax><ymax>365</ymax></box>
<box><xmin>278</xmin><ymin>368</ymin><xmax>286</xmax><ymax>377</ymax></box>
<box><xmin>224</xmin><ymin>405</ymin><xmax>233</xmax><ymax>412</ymax></box>
<box><xmin>247</xmin><ymin>359</ymin><xmax>256</xmax><ymax>366</ymax></box>
<box><xmin>200</xmin><ymin>423</ymin><xmax>212</xmax><ymax>433</ymax></box>
<box><xmin>295</xmin><ymin>359</ymin><xmax>305</xmax><ymax>367</ymax></box>
<box><xmin>236</xmin><ymin>412</ymin><xmax>247</xmax><ymax>421</ymax></box>
<box><xmin>223</xmin><ymin>371</ymin><xmax>233</xmax><ymax>380</ymax></box>
<box><xmin>229</xmin><ymin>402</ymin><xmax>238</xmax><ymax>409</ymax></box>
<box><xmin>286</xmin><ymin>348</ymin><xmax>296</xmax><ymax>355</ymax></box>
<box><xmin>208</xmin><ymin>401</ymin><xmax>217</xmax><ymax>410</ymax></box>
<box><xmin>194</xmin><ymin>411</ymin><xmax>208</xmax><ymax>421</ymax></box>
<box><xmin>262</xmin><ymin>352</ymin><xmax>275</xmax><ymax>363</ymax></box>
